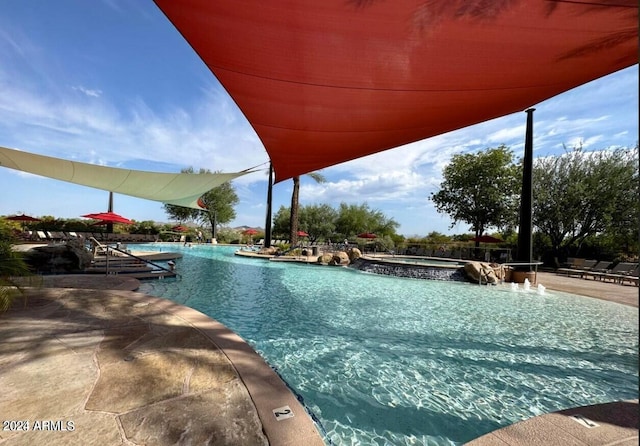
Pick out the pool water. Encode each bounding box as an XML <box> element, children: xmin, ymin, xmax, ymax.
<box><xmin>137</xmin><ymin>244</ymin><xmax>638</xmax><ymax>445</ymax></box>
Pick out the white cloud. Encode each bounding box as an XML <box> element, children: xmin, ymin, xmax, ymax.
<box><xmin>72</xmin><ymin>85</ymin><xmax>102</xmax><ymax>97</ymax></box>
<box><xmin>303</xmin><ymin>169</ymin><xmax>428</xmax><ymax>204</ymax></box>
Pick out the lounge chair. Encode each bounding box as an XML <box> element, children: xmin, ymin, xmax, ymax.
<box><xmin>49</xmin><ymin>231</ymin><xmax>66</xmax><ymax>242</ymax></box>
<box><xmin>591</xmin><ymin>262</ymin><xmax>638</xmax><ymax>283</ymax></box>
<box><xmin>581</xmin><ymin>261</ymin><xmax>612</xmax><ymax>280</ymax></box>
<box><xmin>619</xmin><ymin>266</ymin><xmax>639</xmax><ymax>287</ymax></box>
<box><xmin>556</xmin><ymin>259</ymin><xmax>597</xmax><ymax>277</ymax></box>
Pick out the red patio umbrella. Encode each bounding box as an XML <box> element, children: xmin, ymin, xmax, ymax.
<box><xmin>297</xmin><ymin>230</ymin><xmax>309</xmax><ymax>237</ymax></box>
<box><xmin>357</xmin><ymin>232</ymin><xmax>377</xmax><ymax>239</ymax></box>
<box><xmin>5</xmin><ymin>214</ymin><xmax>41</xmax><ymax>222</ymax></box>
<box><xmin>82</xmin><ymin>212</ymin><xmax>133</xmax><ymax>225</ymax></box>
<box><xmin>172</xmin><ymin>225</ymin><xmax>189</xmax><ymax>232</ymax></box>
<box><xmin>470</xmin><ymin>235</ymin><xmax>502</xmax><ymax>244</ymax></box>
<box><xmin>4</xmin><ymin>214</ymin><xmax>41</xmax><ymax>232</ymax></box>
<box><xmin>242</xmin><ymin>228</ymin><xmax>259</xmax><ymax>243</ymax></box>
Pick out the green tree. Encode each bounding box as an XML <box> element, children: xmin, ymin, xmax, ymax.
<box><xmin>533</xmin><ymin>145</ymin><xmax>639</xmax><ymax>257</ymax></box>
<box><xmin>334</xmin><ymin>202</ymin><xmax>399</xmax><ymax>239</ymax></box>
<box><xmin>272</xmin><ymin>205</ymin><xmax>291</xmax><ymax>239</ymax></box>
<box><xmin>274</xmin><ymin>202</ymin><xmax>397</xmax><ymax>243</ymax></box>
<box><xmin>289</xmin><ymin>172</ymin><xmax>326</xmax><ymax>246</ymax></box>
<box><xmin>164</xmin><ymin>202</ymin><xmax>195</xmax><ymax>223</ymax></box>
<box><xmin>298</xmin><ymin>204</ymin><xmax>337</xmax><ymax>243</ymax></box>
<box><xmin>430</xmin><ymin>145</ymin><xmax>521</xmax><ymax>245</ymax></box>
<box><xmin>197</xmin><ymin>180</ymin><xmax>239</xmax><ymax>239</ymax></box>
<box><xmin>164</xmin><ymin>168</ymin><xmax>239</xmax><ymax>238</ymax></box>
<box><xmin>129</xmin><ymin>220</ymin><xmax>159</xmax><ymax>235</ymax></box>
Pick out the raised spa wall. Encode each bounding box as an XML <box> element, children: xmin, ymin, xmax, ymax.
<box><xmin>349</xmin><ymin>257</ymin><xmax>467</xmax><ymax>282</ymax></box>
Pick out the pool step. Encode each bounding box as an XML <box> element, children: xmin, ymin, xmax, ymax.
<box><xmin>84</xmin><ymin>265</ymin><xmax>154</xmax><ymax>274</ymax></box>
<box><xmin>120</xmin><ymin>270</ymin><xmax>177</xmax><ymax>280</ymax></box>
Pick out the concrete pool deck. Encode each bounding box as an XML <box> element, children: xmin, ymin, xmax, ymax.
<box><xmin>0</xmin><ymin>258</ymin><xmax>637</xmax><ymax>445</ymax></box>
<box><xmin>0</xmin><ymin>275</ymin><xmax>324</xmax><ymax>446</ymax></box>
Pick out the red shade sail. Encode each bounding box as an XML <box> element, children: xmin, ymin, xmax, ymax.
<box><xmin>357</xmin><ymin>232</ymin><xmax>377</xmax><ymax>239</ymax></box>
<box><xmin>297</xmin><ymin>230</ymin><xmax>309</xmax><ymax>237</ymax></box>
<box><xmin>154</xmin><ymin>0</ymin><xmax>637</xmax><ymax>182</ymax></box>
<box><xmin>172</xmin><ymin>225</ymin><xmax>190</xmax><ymax>232</ymax></box>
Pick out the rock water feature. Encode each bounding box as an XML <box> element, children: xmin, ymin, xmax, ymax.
<box><xmin>349</xmin><ymin>257</ymin><xmax>467</xmax><ymax>281</ymax></box>
<box><xmin>349</xmin><ymin>257</ymin><xmax>547</xmax><ymax>291</ymax></box>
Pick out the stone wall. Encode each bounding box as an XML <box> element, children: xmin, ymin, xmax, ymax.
<box><xmin>349</xmin><ymin>258</ymin><xmax>466</xmax><ymax>282</ymax></box>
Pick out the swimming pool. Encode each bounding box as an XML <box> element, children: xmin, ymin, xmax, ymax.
<box><xmin>137</xmin><ymin>244</ymin><xmax>638</xmax><ymax>445</ymax></box>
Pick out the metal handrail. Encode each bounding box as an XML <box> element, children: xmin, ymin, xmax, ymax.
<box><xmin>89</xmin><ymin>239</ymin><xmax>180</xmax><ymax>278</ymax></box>
<box><xmin>108</xmin><ymin>246</ymin><xmax>180</xmax><ymax>278</ymax></box>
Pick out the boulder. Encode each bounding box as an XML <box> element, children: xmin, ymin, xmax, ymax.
<box><xmin>463</xmin><ymin>261</ymin><xmax>501</xmax><ymax>285</ymax></box>
<box><xmin>329</xmin><ymin>251</ymin><xmax>350</xmax><ymax>266</ymax></box>
<box><xmin>24</xmin><ymin>241</ymin><xmax>92</xmax><ymax>274</ymax></box>
<box><xmin>258</xmin><ymin>246</ymin><xmax>278</xmax><ymax>255</ymax></box>
<box><xmin>317</xmin><ymin>253</ymin><xmax>334</xmax><ymax>265</ymax></box>
<box><xmin>347</xmin><ymin>247</ymin><xmax>362</xmax><ymax>262</ymax></box>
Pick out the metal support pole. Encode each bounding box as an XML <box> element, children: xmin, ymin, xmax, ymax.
<box><xmin>107</xmin><ymin>191</ymin><xmax>114</xmax><ymax>234</ymax></box>
<box><xmin>516</xmin><ymin>108</ymin><xmax>535</xmax><ymax>270</ymax></box>
<box><xmin>264</xmin><ymin>163</ymin><xmax>273</xmax><ymax>248</ymax></box>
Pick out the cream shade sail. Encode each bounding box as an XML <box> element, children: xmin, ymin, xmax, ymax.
<box><xmin>0</xmin><ymin>146</ymin><xmax>253</xmax><ymax>209</ymax></box>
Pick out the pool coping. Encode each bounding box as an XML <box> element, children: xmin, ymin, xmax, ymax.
<box><xmin>128</xmin><ymin>293</ymin><xmax>326</xmax><ymax>446</ymax></box>
<box><xmin>466</xmin><ymin>399</ymin><xmax>638</xmax><ymax>445</ymax></box>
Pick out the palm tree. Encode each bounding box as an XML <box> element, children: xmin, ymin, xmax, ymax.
<box><xmin>289</xmin><ymin>172</ymin><xmax>326</xmax><ymax>246</ymax></box>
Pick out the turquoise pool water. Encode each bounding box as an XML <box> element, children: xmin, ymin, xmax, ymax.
<box><xmin>137</xmin><ymin>244</ymin><xmax>638</xmax><ymax>445</ymax></box>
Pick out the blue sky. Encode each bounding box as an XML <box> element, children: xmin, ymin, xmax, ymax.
<box><xmin>1</xmin><ymin>1</ymin><xmax>637</xmax><ymax>236</ymax></box>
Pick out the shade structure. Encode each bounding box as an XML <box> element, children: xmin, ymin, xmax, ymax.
<box><xmin>357</xmin><ymin>232</ymin><xmax>377</xmax><ymax>239</ymax></box>
<box><xmin>154</xmin><ymin>0</ymin><xmax>638</xmax><ymax>182</ymax></box>
<box><xmin>5</xmin><ymin>214</ymin><xmax>41</xmax><ymax>222</ymax></box>
<box><xmin>471</xmin><ymin>235</ymin><xmax>503</xmax><ymax>244</ymax></box>
<box><xmin>297</xmin><ymin>230</ymin><xmax>309</xmax><ymax>237</ymax></box>
<box><xmin>4</xmin><ymin>214</ymin><xmax>41</xmax><ymax>231</ymax></box>
<box><xmin>0</xmin><ymin>146</ymin><xmax>254</xmax><ymax>209</ymax></box>
<box><xmin>242</xmin><ymin>227</ymin><xmax>259</xmax><ymax>243</ymax></box>
<box><xmin>82</xmin><ymin>212</ymin><xmax>133</xmax><ymax>225</ymax></box>
<box><xmin>172</xmin><ymin>225</ymin><xmax>190</xmax><ymax>232</ymax></box>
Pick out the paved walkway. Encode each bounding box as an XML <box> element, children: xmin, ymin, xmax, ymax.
<box><xmin>535</xmin><ymin>271</ymin><xmax>638</xmax><ymax>307</ymax></box>
<box><xmin>0</xmin><ymin>276</ymin><xmax>324</xmax><ymax>446</ymax></box>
